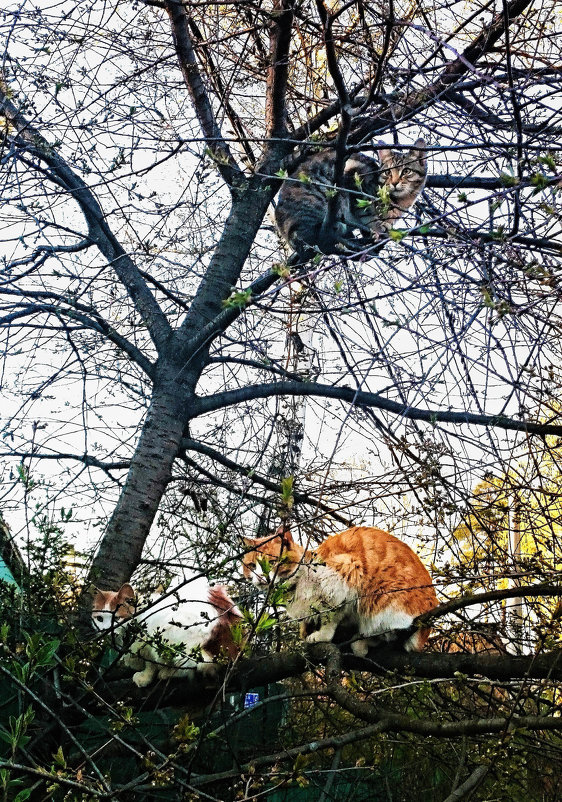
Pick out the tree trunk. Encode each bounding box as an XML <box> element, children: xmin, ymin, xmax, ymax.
<box><xmin>87</xmin><ymin>368</ymin><xmax>191</xmax><ymax>589</ymax></box>
<box><xmin>87</xmin><ymin>184</ymin><xmax>277</xmax><ymax>589</ymax></box>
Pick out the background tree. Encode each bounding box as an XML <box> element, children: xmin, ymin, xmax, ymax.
<box><xmin>0</xmin><ymin>0</ymin><xmax>562</xmax><ymax>798</ymax></box>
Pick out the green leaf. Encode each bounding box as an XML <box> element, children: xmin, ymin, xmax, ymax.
<box><xmin>281</xmin><ymin>476</ymin><xmax>294</xmax><ymax>503</ymax></box>
<box><xmin>270</xmin><ymin>584</ymin><xmax>290</xmax><ymax>605</ymax></box>
<box><xmin>0</xmin><ymin>730</ymin><xmax>13</xmax><ymax>746</ymax></box>
<box><xmin>230</xmin><ymin>622</ymin><xmax>244</xmax><ymax>645</ymax></box>
<box><xmin>499</xmin><ymin>173</ymin><xmax>519</xmax><ymax>187</ymax></box>
<box><xmin>222</xmin><ymin>288</ymin><xmax>252</xmax><ymax>309</ymax></box>
<box><xmin>530</xmin><ymin>172</ymin><xmax>548</xmax><ymax>193</ymax></box>
<box><xmin>14</xmin><ymin>791</ymin><xmax>32</xmax><ymax>802</ymax></box>
<box><xmin>52</xmin><ymin>746</ymin><xmax>66</xmax><ymax>769</ymax></box>
<box><xmin>294</xmin><ymin>753</ymin><xmax>310</xmax><ymax>772</ymax></box>
<box><xmin>257</xmin><ymin>556</ymin><xmax>272</xmax><ymax>576</ymax></box>
<box><xmin>275</xmin><ymin>168</ymin><xmax>288</xmax><ymax>179</ymax></box>
<box><xmin>538</xmin><ymin>153</ymin><xmax>556</xmax><ymax>171</ymax></box>
<box><xmin>271</xmin><ymin>262</ymin><xmax>290</xmax><ymax>279</ymax></box>
<box><xmin>388</xmin><ymin>229</ymin><xmax>405</xmax><ymax>242</ymax></box>
<box><xmin>172</xmin><ymin>714</ymin><xmax>200</xmax><ymax>744</ymax></box>
<box><xmin>35</xmin><ymin>639</ymin><xmax>60</xmax><ymax>667</ymax></box>
<box><xmin>256</xmin><ymin>613</ymin><xmax>276</xmax><ymax>633</ymax></box>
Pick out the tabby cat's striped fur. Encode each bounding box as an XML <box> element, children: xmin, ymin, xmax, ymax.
<box><xmin>275</xmin><ymin>139</ymin><xmax>427</xmax><ymax>256</ymax></box>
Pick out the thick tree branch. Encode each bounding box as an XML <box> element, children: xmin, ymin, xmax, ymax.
<box><xmin>315</xmin><ymin>0</ymin><xmax>353</xmax><ymax>244</ymax></box>
<box><xmin>100</xmin><ymin>644</ymin><xmax>562</xmax><ymax>740</ymax></box>
<box><xmin>265</xmin><ymin>0</ymin><xmax>294</xmax><ymax>139</ymax></box>
<box><xmin>416</xmin><ymin>582</ymin><xmax>562</xmax><ymax>627</ymax></box>
<box><xmin>102</xmin><ymin>642</ymin><xmax>562</xmax><ymax>711</ymax></box>
<box><xmin>187</xmin><ymin>16</ymin><xmax>256</xmax><ymax>165</ymax></box>
<box><xmin>191</xmin><ymin>380</ymin><xmax>562</xmax><ymax>437</ymax></box>
<box><xmin>164</xmin><ymin>0</ymin><xmax>242</xmax><ymax>188</ymax></box>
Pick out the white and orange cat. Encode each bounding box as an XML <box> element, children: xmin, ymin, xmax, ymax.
<box><xmin>92</xmin><ymin>575</ymin><xmax>242</xmax><ymax>687</ymax></box>
<box><xmin>243</xmin><ymin>526</ymin><xmax>437</xmax><ymax>655</ymax></box>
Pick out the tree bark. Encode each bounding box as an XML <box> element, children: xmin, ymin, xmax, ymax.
<box><xmin>87</xmin><ymin>182</ymin><xmax>278</xmax><ymax>588</ymax></box>
<box><xmin>88</xmin><ymin>366</ymin><xmax>192</xmax><ymax>588</ymax></box>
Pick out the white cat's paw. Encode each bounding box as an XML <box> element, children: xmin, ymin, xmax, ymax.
<box><xmin>122</xmin><ymin>654</ymin><xmax>144</xmax><ymax>671</ymax></box>
<box><xmin>350</xmin><ymin>639</ymin><xmax>370</xmax><ymax>657</ymax></box>
<box><xmin>306</xmin><ymin>629</ymin><xmax>331</xmax><ymax>644</ymax></box>
<box><xmin>132</xmin><ymin>669</ymin><xmax>155</xmax><ymax>688</ymax></box>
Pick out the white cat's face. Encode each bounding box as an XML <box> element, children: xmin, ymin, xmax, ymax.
<box><xmin>92</xmin><ymin>584</ymin><xmax>135</xmax><ymax>631</ymax></box>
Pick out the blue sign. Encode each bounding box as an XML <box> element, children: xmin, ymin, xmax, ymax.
<box><xmin>244</xmin><ymin>692</ymin><xmax>260</xmax><ymax>709</ymax></box>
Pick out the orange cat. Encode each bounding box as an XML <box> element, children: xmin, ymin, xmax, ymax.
<box><xmin>243</xmin><ymin>526</ymin><xmax>437</xmax><ymax>655</ymax></box>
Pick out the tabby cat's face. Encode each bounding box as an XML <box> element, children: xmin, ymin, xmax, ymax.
<box><xmin>378</xmin><ymin>139</ymin><xmax>427</xmax><ymax>201</ymax></box>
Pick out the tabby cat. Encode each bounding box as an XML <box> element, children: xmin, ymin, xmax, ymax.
<box><xmin>92</xmin><ymin>576</ymin><xmax>242</xmax><ymax>687</ymax></box>
<box><xmin>275</xmin><ymin>139</ymin><xmax>427</xmax><ymax>256</ymax></box>
<box><xmin>243</xmin><ymin>525</ymin><xmax>437</xmax><ymax>655</ymax></box>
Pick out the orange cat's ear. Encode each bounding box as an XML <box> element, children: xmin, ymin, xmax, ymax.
<box><xmin>275</xmin><ymin>526</ymin><xmax>294</xmax><ymax>547</ymax></box>
<box><xmin>116</xmin><ymin>583</ymin><xmax>135</xmax><ymax>603</ymax></box>
<box><xmin>242</xmin><ymin>536</ymin><xmax>259</xmax><ymax>549</ymax></box>
<box><xmin>411</xmin><ymin>138</ymin><xmax>427</xmax><ymax>167</ymax></box>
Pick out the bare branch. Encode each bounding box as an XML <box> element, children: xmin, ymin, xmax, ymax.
<box><xmin>181</xmin><ymin>437</ymin><xmax>354</xmax><ymax>525</ymax></box>
<box><xmin>0</xmin><ymin>79</ymin><xmax>172</xmax><ymax>351</ymax></box>
<box><xmin>164</xmin><ymin>0</ymin><xmax>243</xmax><ymax>187</ymax></box>
<box><xmin>192</xmin><ymin>380</ymin><xmax>562</xmax><ymax>437</ymax></box>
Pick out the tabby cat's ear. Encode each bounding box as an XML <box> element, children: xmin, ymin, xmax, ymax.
<box><xmin>411</xmin><ymin>138</ymin><xmax>427</xmax><ymax>167</ymax></box>
<box><xmin>377</xmin><ymin>142</ymin><xmax>393</xmax><ymax>164</ymax></box>
<box><xmin>242</xmin><ymin>536</ymin><xmax>259</xmax><ymax>548</ymax></box>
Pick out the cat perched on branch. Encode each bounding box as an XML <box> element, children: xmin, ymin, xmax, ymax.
<box><xmin>92</xmin><ymin>575</ymin><xmax>242</xmax><ymax>687</ymax></box>
<box><xmin>275</xmin><ymin>139</ymin><xmax>427</xmax><ymax>258</ymax></box>
<box><xmin>242</xmin><ymin>525</ymin><xmax>437</xmax><ymax>656</ymax></box>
